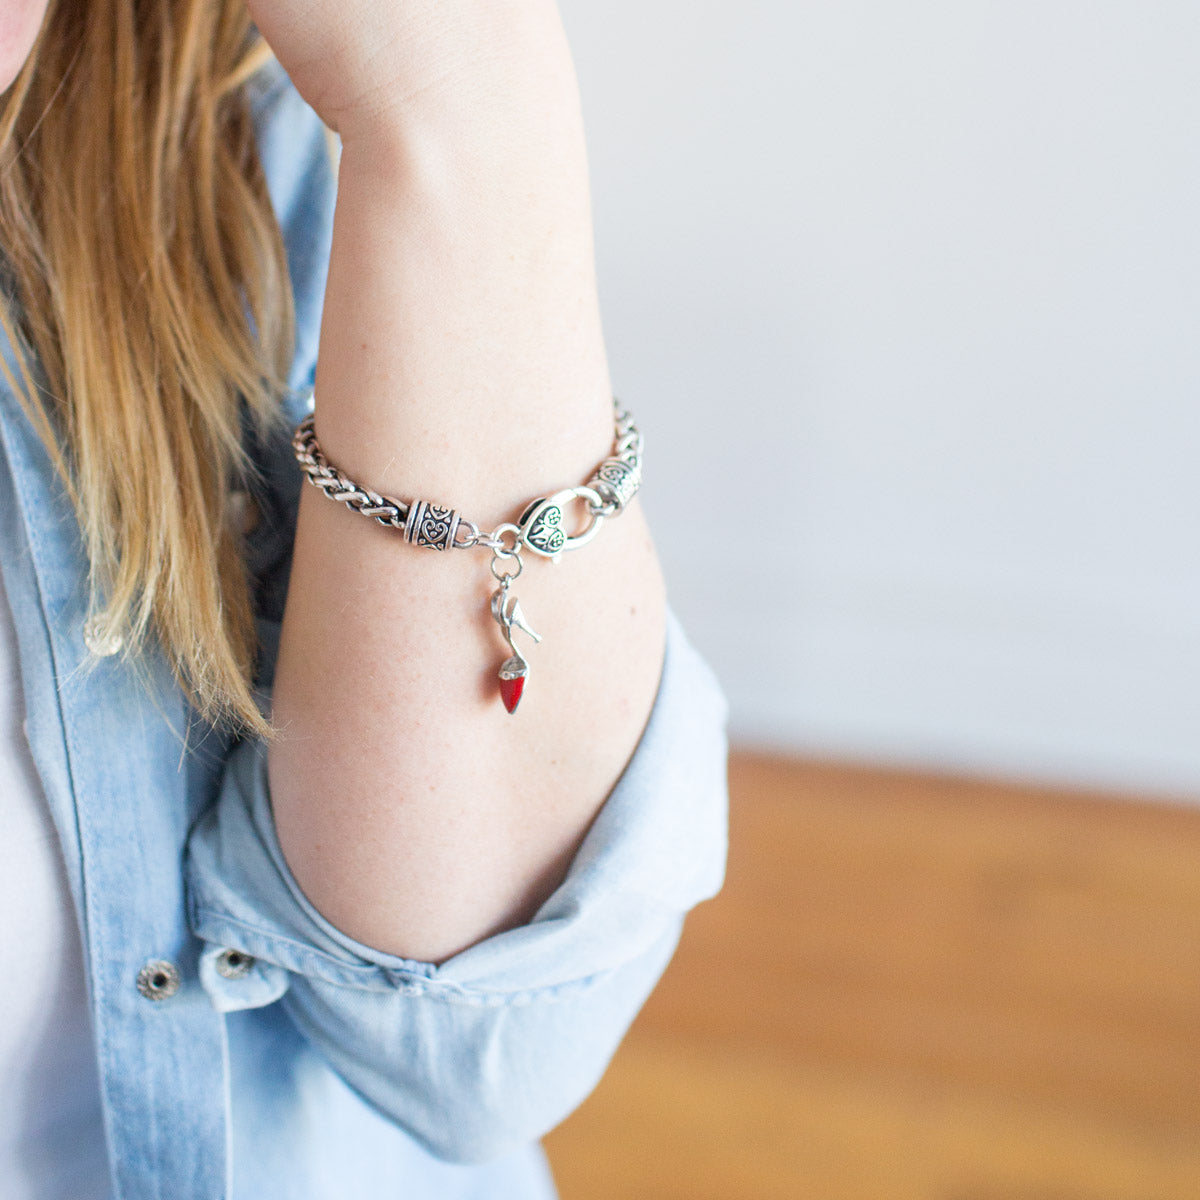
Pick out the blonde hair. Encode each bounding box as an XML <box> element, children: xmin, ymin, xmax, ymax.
<box><xmin>0</xmin><ymin>0</ymin><xmax>296</xmax><ymax>739</ymax></box>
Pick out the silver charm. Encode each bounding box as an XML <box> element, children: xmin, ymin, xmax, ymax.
<box><xmin>489</xmin><ymin>556</ymin><xmax>542</xmax><ymax>713</ymax></box>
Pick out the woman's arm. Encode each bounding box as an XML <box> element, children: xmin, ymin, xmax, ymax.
<box><xmin>255</xmin><ymin>2</ymin><xmax>668</xmax><ymax>963</ymax></box>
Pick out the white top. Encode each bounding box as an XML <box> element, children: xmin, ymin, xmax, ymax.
<box><xmin>0</xmin><ymin>569</ymin><xmax>109</xmax><ymax>1199</ymax></box>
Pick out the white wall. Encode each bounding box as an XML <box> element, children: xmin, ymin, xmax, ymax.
<box><xmin>563</xmin><ymin>2</ymin><xmax>1200</xmax><ymax>798</ymax></box>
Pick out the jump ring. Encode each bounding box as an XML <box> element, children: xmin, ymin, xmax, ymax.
<box><xmin>489</xmin><ymin>523</ymin><xmax>523</xmax><ymax>559</ymax></box>
<box><xmin>490</xmin><ymin>554</ymin><xmax>524</xmax><ymax>583</ymax></box>
<box><xmin>453</xmin><ymin>519</ymin><xmax>481</xmax><ymax>548</ymax></box>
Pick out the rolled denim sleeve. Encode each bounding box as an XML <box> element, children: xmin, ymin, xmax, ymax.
<box><xmin>183</xmin><ymin>604</ymin><xmax>729</xmax><ymax>1163</ymax></box>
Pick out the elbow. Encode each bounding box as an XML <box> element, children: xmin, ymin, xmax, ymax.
<box><xmin>412</xmin><ymin>1104</ymin><xmax>559</xmax><ymax>1167</ymax></box>
<box><xmin>330</xmin><ymin>1034</ymin><xmax>608</xmax><ymax>1167</ymax></box>
<box><xmin>278</xmin><ymin>930</ymin><xmax>685</xmax><ymax>1168</ymax></box>
<box><xmin>366</xmin><ymin>1005</ymin><xmax>621</xmax><ymax>1165</ymax></box>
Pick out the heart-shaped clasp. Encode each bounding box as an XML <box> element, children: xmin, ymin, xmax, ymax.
<box><xmin>517</xmin><ymin>486</ymin><xmax>606</xmax><ymax>560</ymax></box>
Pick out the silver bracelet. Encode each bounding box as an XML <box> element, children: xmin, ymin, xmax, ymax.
<box><xmin>292</xmin><ymin>396</ymin><xmax>643</xmax><ymax>713</ymax></box>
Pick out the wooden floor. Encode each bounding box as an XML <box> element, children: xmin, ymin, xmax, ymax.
<box><xmin>543</xmin><ymin>751</ymin><xmax>1200</xmax><ymax>1200</ymax></box>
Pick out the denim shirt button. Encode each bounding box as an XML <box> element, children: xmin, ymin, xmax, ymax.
<box><xmin>136</xmin><ymin>959</ymin><xmax>181</xmax><ymax>1001</ymax></box>
<box><xmin>83</xmin><ymin>615</ymin><xmax>123</xmax><ymax>657</ymax></box>
<box><xmin>214</xmin><ymin>949</ymin><xmax>255</xmax><ymax>980</ymax></box>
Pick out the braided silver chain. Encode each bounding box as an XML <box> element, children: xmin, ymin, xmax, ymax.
<box><xmin>292</xmin><ymin>419</ymin><xmax>411</xmax><ymax>530</ymax></box>
<box><xmin>292</xmin><ymin>395</ymin><xmax>643</xmax><ymax>555</ymax></box>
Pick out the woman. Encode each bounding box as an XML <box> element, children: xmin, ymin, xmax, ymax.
<box><xmin>0</xmin><ymin>2</ymin><xmax>729</xmax><ymax>1197</ymax></box>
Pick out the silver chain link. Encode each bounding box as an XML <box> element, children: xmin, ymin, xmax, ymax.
<box><xmin>292</xmin><ymin>419</ymin><xmax>410</xmax><ymax>531</ymax></box>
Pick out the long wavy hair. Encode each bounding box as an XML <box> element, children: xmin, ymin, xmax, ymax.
<box><xmin>0</xmin><ymin>0</ymin><xmax>295</xmax><ymax>739</ymax></box>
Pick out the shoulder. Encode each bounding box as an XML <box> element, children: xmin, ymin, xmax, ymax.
<box><xmin>245</xmin><ymin>54</ymin><xmax>339</xmax><ymax>396</ymax></box>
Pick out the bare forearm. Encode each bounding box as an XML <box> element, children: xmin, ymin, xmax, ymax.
<box><xmin>267</xmin><ymin>15</ymin><xmax>667</xmax><ymax>963</ymax></box>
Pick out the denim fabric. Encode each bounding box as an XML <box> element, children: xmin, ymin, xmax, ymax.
<box><xmin>0</xmin><ymin>56</ymin><xmax>730</xmax><ymax>1200</ymax></box>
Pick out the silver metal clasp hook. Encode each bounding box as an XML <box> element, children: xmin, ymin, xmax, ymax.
<box><xmin>518</xmin><ymin>486</ymin><xmax>606</xmax><ymax>561</ymax></box>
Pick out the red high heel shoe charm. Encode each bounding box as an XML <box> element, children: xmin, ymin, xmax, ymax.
<box><xmin>490</xmin><ymin>577</ymin><xmax>542</xmax><ymax>713</ymax></box>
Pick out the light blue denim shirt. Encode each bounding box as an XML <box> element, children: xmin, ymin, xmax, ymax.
<box><xmin>0</xmin><ymin>58</ymin><xmax>729</xmax><ymax>1200</ymax></box>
